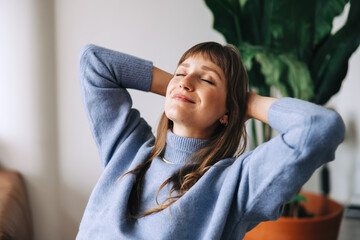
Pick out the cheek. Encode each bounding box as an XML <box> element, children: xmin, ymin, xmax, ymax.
<box><xmin>166</xmin><ymin>78</ymin><xmax>177</xmax><ymax>95</ymax></box>
<box><xmin>203</xmin><ymin>91</ymin><xmax>227</xmax><ymax>114</ymax></box>
<box><xmin>164</xmin><ymin>82</ymin><xmax>175</xmax><ymax>109</ymax></box>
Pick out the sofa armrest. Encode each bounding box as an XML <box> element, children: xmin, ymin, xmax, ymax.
<box><xmin>0</xmin><ymin>170</ymin><xmax>32</xmax><ymax>240</ymax></box>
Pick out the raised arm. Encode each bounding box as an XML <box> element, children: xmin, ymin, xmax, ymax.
<box><xmin>79</xmin><ymin>44</ymin><xmax>154</xmax><ymax>167</ymax></box>
<box><xmin>237</xmin><ymin>97</ymin><xmax>345</xmax><ymax>222</ymax></box>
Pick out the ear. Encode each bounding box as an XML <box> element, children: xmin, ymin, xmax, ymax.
<box><xmin>219</xmin><ymin>113</ymin><xmax>228</xmax><ymax>125</ymax></box>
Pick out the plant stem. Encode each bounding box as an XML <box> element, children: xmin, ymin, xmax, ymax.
<box><xmin>251</xmin><ymin>119</ymin><xmax>258</xmax><ymax>149</ymax></box>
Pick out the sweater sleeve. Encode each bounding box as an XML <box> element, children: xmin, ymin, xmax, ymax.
<box><xmin>79</xmin><ymin>44</ymin><xmax>153</xmax><ymax>168</ymax></box>
<box><xmin>239</xmin><ymin>98</ymin><xmax>345</xmax><ymax>222</ymax></box>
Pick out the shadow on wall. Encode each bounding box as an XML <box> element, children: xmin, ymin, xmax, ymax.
<box><xmin>344</xmin><ymin>114</ymin><xmax>359</xmax><ymax>202</ymax></box>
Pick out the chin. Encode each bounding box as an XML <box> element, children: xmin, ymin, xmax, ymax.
<box><xmin>164</xmin><ymin>109</ymin><xmax>181</xmax><ymax>122</ymax></box>
<box><xmin>165</xmin><ymin>107</ymin><xmax>192</xmax><ymax>125</ymax></box>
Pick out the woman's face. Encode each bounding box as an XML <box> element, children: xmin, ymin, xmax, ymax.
<box><xmin>165</xmin><ymin>54</ymin><xmax>228</xmax><ymax>139</ymax></box>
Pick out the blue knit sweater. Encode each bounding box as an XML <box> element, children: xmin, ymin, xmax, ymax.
<box><xmin>77</xmin><ymin>44</ymin><xmax>345</xmax><ymax>240</ymax></box>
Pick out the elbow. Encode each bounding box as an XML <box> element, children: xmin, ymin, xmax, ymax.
<box><xmin>306</xmin><ymin>109</ymin><xmax>345</xmax><ymax>155</ymax></box>
<box><xmin>80</xmin><ymin>44</ymin><xmax>97</xmax><ymax>59</ymax></box>
<box><xmin>322</xmin><ymin>110</ymin><xmax>345</xmax><ymax>145</ymax></box>
<box><xmin>79</xmin><ymin>44</ymin><xmax>98</xmax><ymax>74</ymax></box>
<box><xmin>293</xmin><ymin>109</ymin><xmax>345</xmax><ymax>167</ymax></box>
<box><xmin>78</xmin><ymin>44</ymin><xmax>113</xmax><ymax>88</ymax></box>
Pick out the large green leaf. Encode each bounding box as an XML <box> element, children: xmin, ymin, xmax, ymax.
<box><xmin>313</xmin><ymin>0</ymin><xmax>348</xmax><ymax>46</ymax></box>
<box><xmin>204</xmin><ymin>0</ymin><xmax>242</xmax><ymax>45</ymax></box>
<box><xmin>269</xmin><ymin>0</ymin><xmax>315</xmax><ymax>62</ymax></box>
<box><xmin>237</xmin><ymin>44</ymin><xmax>271</xmax><ymax>94</ymax></box>
<box><xmin>312</xmin><ymin>0</ymin><xmax>360</xmax><ymax>105</ymax></box>
<box><xmin>238</xmin><ymin>43</ymin><xmax>314</xmax><ymax>100</ymax></box>
<box><xmin>238</xmin><ymin>43</ymin><xmax>262</xmax><ymax>70</ymax></box>
<box><xmin>346</xmin><ymin>0</ymin><xmax>360</xmax><ymax>27</ymax></box>
<box><xmin>240</xmin><ymin>0</ymin><xmax>274</xmax><ymax>46</ymax></box>
<box><xmin>255</xmin><ymin>51</ymin><xmax>314</xmax><ymax>100</ymax></box>
<box><xmin>253</xmin><ymin>51</ymin><xmax>289</xmax><ymax>97</ymax></box>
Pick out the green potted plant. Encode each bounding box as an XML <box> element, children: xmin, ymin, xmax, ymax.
<box><xmin>204</xmin><ymin>0</ymin><xmax>360</xmax><ymax>239</ymax></box>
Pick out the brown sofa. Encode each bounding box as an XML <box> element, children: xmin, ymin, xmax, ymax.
<box><xmin>0</xmin><ymin>170</ymin><xmax>32</xmax><ymax>240</ymax></box>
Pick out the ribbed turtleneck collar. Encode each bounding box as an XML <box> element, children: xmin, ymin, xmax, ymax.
<box><xmin>163</xmin><ymin>130</ymin><xmax>208</xmax><ymax>164</ymax></box>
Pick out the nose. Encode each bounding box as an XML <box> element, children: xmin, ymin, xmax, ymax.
<box><xmin>179</xmin><ymin>75</ymin><xmax>194</xmax><ymax>91</ymax></box>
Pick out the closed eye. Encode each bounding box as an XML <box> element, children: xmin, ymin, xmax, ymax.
<box><xmin>176</xmin><ymin>74</ymin><xmax>185</xmax><ymax>77</ymax></box>
<box><xmin>202</xmin><ymin>79</ymin><xmax>214</xmax><ymax>85</ymax></box>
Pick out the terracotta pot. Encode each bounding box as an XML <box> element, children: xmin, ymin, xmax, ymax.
<box><xmin>244</xmin><ymin>192</ymin><xmax>343</xmax><ymax>240</ymax></box>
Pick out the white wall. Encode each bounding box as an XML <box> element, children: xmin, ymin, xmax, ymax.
<box><xmin>0</xmin><ymin>1</ymin><xmax>59</xmax><ymax>240</ymax></box>
<box><xmin>0</xmin><ymin>1</ymin><xmax>359</xmax><ymax>239</ymax></box>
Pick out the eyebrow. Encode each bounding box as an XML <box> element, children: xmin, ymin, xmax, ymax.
<box><xmin>179</xmin><ymin>63</ymin><xmax>223</xmax><ymax>81</ymax></box>
<box><xmin>201</xmin><ymin>65</ymin><xmax>223</xmax><ymax>81</ymax></box>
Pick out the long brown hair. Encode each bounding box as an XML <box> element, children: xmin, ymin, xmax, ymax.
<box><xmin>120</xmin><ymin>42</ymin><xmax>248</xmax><ymax>219</ymax></box>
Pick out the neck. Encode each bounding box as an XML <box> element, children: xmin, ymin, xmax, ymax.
<box><xmin>163</xmin><ymin>130</ymin><xmax>208</xmax><ymax>164</ymax></box>
<box><xmin>172</xmin><ymin>123</ymin><xmax>216</xmax><ymax>139</ymax></box>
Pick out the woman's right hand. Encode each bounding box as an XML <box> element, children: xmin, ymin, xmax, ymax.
<box><xmin>150</xmin><ymin>67</ymin><xmax>173</xmax><ymax>96</ymax></box>
<box><xmin>246</xmin><ymin>92</ymin><xmax>278</xmax><ymax>124</ymax></box>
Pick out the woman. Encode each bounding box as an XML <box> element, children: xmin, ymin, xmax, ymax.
<box><xmin>77</xmin><ymin>42</ymin><xmax>344</xmax><ymax>239</ymax></box>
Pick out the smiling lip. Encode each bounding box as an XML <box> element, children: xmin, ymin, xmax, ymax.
<box><xmin>172</xmin><ymin>93</ymin><xmax>195</xmax><ymax>103</ymax></box>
